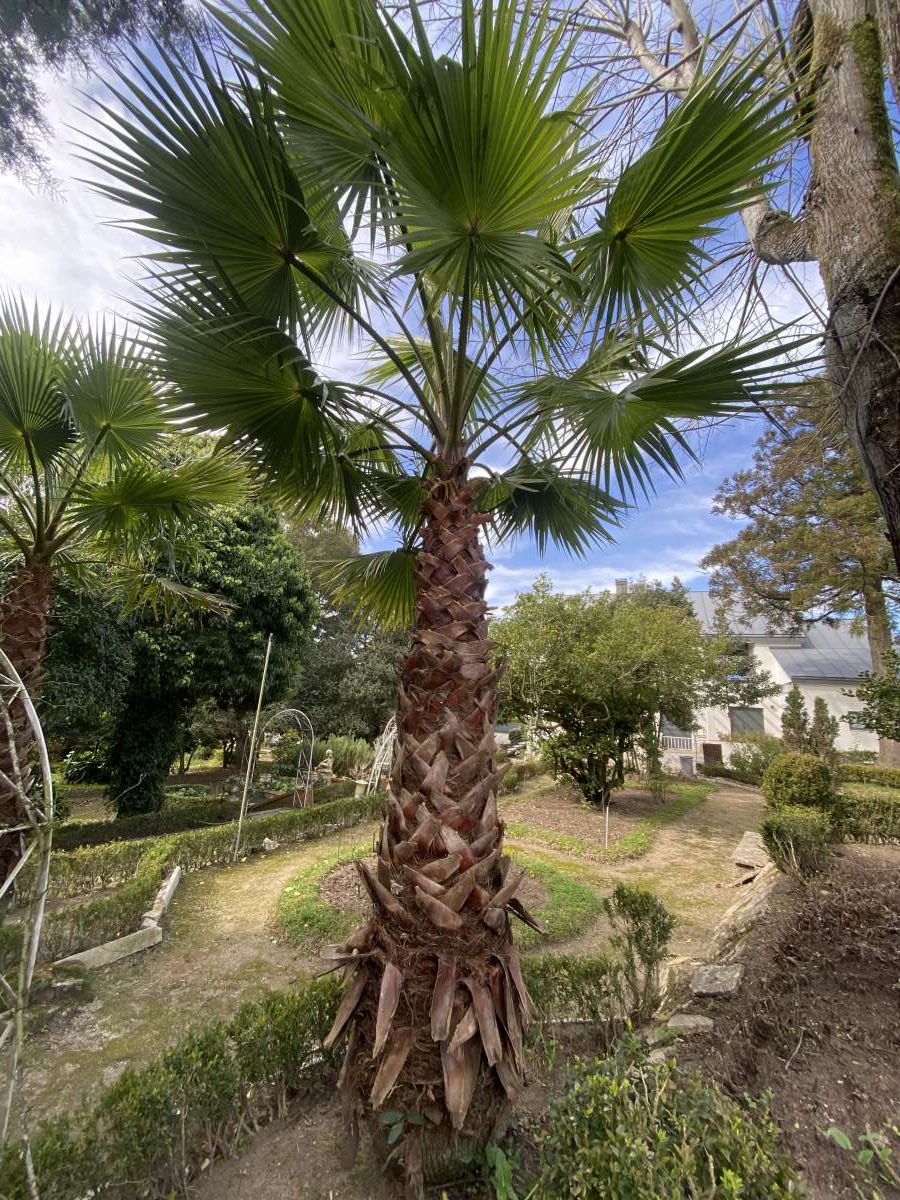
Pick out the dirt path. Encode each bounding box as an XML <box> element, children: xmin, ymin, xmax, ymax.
<box><xmin>507</xmin><ymin>780</ymin><xmax>766</xmax><ymax>958</ymax></box>
<box><xmin>21</xmin><ymin>823</ymin><xmax>377</xmax><ymax>1124</ymax></box>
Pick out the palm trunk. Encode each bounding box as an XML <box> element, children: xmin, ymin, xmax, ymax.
<box><xmin>323</xmin><ymin>464</ymin><xmax>537</xmax><ymax>1197</ymax></box>
<box><xmin>805</xmin><ymin>0</ymin><xmax>900</xmax><ymax>573</ymax></box>
<box><xmin>0</xmin><ymin>560</ymin><xmax>52</xmax><ymax>884</ymax></box>
<box><xmin>861</xmin><ymin>579</ymin><xmax>900</xmax><ymax>767</ymax></box>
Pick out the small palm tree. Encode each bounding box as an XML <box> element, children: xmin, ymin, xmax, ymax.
<box><xmin>87</xmin><ymin>0</ymin><xmax>801</xmax><ymax>1188</ymax></box>
<box><xmin>0</xmin><ymin>299</ymin><xmax>246</xmax><ymax>879</ymax></box>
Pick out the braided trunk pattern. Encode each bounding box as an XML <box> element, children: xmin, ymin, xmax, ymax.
<box><xmin>0</xmin><ymin>560</ymin><xmax>52</xmax><ymax>883</ymax></box>
<box><xmin>324</xmin><ymin>468</ymin><xmax>539</xmax><ymax>1196</ymax></box>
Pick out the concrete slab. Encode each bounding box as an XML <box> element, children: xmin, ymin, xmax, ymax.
<box><xmin>54</xmin><ymin>924</ymin><xmax>162</xmax><ymax>972</ymax></box>
<box><xmin>731</xmin><ymin>831</ymin><xmax>770</xmax><ymax>870</ymax></box>
<box><xmin>667</xmin><ymin>1012</ymin><xmax>715</xmax><ymax>1034</ymax></box>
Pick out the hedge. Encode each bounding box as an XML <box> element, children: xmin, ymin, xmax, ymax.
<box><xmin>0</xmin><ymin>955</ymin><xmax>627</xmax><ymax>1200</ymax></box>
<box><xmin>761</xmin><ymin>804</ymin><xmax>833</xmax><ymax>878</ymax></box>
<box><xmin>839</xmin><ymin>763</ymin><xmax>900</xmax><ymax>789</ymax></box>
<box><xmin>499</xmin><ymin>757</ymin><xmax>546</xmax><ymax>794</ymax></box>
<box><xmin>55</xmin><ymin>780</ymin><xmax>356</xmax><ymax>851</ymax></box>
<box><xmin>842</xmin><ymin>787</ymin><xmax>900</xmax><ymax>842</ymax></box>
<box><xmin>761</xmin><ymin>752</ymin><xmax>838</xmax><ymax>813</ymax></box>
<box><xmin>2</xmin><ymin>792</ymin><xmax>386</xmax><ymax>972</ymax></box>
<box><xmin>697</xmin><ymin>762</ymin><xmax>762</xmax><ymax>786</ymax></box>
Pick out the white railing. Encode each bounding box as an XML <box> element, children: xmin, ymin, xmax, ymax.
<box><xmin>661</xmin><ymin>734</ymin><xmax>694</xmax><ymax>752</ymax></box>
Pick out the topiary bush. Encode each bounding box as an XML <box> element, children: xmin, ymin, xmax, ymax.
<box><xmin>536</xmin><ymin>1036</ymin><xmax>797</xmax><ymax>1199</ymax></box>
<box><xmin>762</xmin><ymin>804</ymin><xmax>833</xmax><ymax>878</ymax></box>
<box><xmin>761</xmin><ymin>752</ymin><xmax>837</xmax><ymax>813</ymax></box>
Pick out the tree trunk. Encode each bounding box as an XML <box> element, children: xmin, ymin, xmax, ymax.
<box><xmin>861</xmin><ymin>579</ymin><xmax>900</xmax><ymax>766</ymax></box>
<box><xmin>0</xmin><ymin>560</ymin><xmax>52</xmax><ymax>884</ymax></box>
<box><xmin>322</xmin><ymin>465</ymin><xmax>537</xmax><ymax>1197</ymax></box>
<box><xmin>806</xmin><ymin>0</ymin><xmax>900</xmax><ymax>573</ymax></box>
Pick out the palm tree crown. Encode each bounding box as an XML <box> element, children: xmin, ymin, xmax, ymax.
<box><xmin>83</xmin><ymin>0</ymin><xmax>804</xmax><ymax>1191</ymax></box>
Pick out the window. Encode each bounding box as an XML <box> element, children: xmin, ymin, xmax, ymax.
<box><xmin>847</xmin><ymin>711</ymin><xmax>870</xmax><ymax>732</ymax></box>
<box><xmin>729</xmin><ymin>706</ymin><xmax>765</xmax><ymax>736</ymax></box>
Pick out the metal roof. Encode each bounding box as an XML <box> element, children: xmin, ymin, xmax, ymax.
<box><xmin>686</xmin><ymin>591</ymin><xmax>872</xmax><ymax>681</ymax></box>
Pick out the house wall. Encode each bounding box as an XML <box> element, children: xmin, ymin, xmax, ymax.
<box><xmin>661</xmin><ymin>642</ymin><xmax>879</xmax><ymax>769</ymax></box>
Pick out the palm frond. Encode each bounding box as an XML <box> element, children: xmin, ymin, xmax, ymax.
<box><xmin>0</xmin><ymin>295</ymin><xmax>75</xmax><ymax>469</ymax></box>
<box><xmin>320</xmin><ymin>548</ymin><xmax>416</xmax><ymax>628</ymax></box>
<box><xmin>579</xmin><ymin>46</ymin><xmax>796</xmax><ymax>325</ymax></box>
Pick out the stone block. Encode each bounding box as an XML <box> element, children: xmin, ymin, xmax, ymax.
<box><xmin>54</xmin><ymin>925</ymin><xmax>162</xmax><ymax>972</ymax></box>
<box><xmin>731</xmin><ymin>831</ymin><xmax>770</xmax><ymax>870</ymax></box>
<box><xmin>667</xmin><ymin>1012</ymin><xmax>715</xmax><ymax>1034</ymax></box>
<box><xmin>690</xmin><ymin>963</ymin><xmax>745</xmax><ymax>998</ymax></box>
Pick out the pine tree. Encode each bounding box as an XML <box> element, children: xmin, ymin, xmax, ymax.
<box><xmin>809</xmin><ymin>698</ymin><xmax>840</xmax><ymax>767</ymax></box>
<box><xmin>781</xmin><ymin>686</ymin><xmax>810</xmax><ymax>752</ymax></box>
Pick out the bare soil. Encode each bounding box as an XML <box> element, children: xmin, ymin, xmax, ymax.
<box><xmin>505</xmin><ymin>781</ymin><xmax>665</xmax><ymax>845</ymax></box>
<box><xmin>679</xmin><ymin>844</ymin><xmax>900</xmax><ymax>1200</ymax></box>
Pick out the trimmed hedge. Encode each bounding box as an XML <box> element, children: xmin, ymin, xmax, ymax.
<box><xmin>842</xmin><ymin>786</ymin><xmax>900</xmax><ymax>843</ymax></box>
<box><xmin>537</xmin><ymin>1036</ymin><xmax>797</xmax><ymax>1198</ymax></box>
<box><xmin>840</xmin><ymin>762</ymin><xmax>900</xmax><ymax>789</ymax></box>
<box><xmin>3</xmin><ymin>792</ymin><xmax>386</xmax><ymax>971</ymax></box>
<box><xmin>762</xmin><ymin>805</ymin><xmax>833</xmax><ymax>878</ymax></box>
<box><xmin>697</xmin><ymin>762</ymin><xmax>761</xmax><ymax>786</ymax></box>
<box><xmin>761</xmin><ymin>752</ymin><xmax>837</xmax><ymax>813</ymax></box>
<box><xmin>499</xmin><ymin>757</ymin><xmax>546</xmax><ymax>794</ymax></box>
<box><xmin>0</xmin><ymin>955</ymin><xmax>628</xmax><ymax>1200</ymax></box>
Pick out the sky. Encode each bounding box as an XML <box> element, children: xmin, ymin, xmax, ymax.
<box><xmin>0</xmin><ymin>63</ymin><xmax>825</xmax><ymax>612</ymax></box>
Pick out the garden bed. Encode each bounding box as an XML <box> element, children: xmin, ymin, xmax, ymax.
<box><xmin>678</xmin><ymin>844</ymin><xmax>900</xmax><ymax>1199</ymax></box>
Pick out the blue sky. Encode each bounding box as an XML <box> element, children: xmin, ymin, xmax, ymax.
<box><xmin>0</xmin><ymin>63</ymin><xmax>823</xmax><ymax>611</ymax></box>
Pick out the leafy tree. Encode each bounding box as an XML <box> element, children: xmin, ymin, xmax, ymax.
<box><xmin>0</xmin><ymin>301</ymin><xmax>245</xmax><ymax>876</ymax></box>
<box><xmin>493</xmin><ymin>580</ymin><xmax>769</xmax><ymax>807</ymax></box>
<box><xmin>848</xmin><ymin>649</ymin><xmax>900</xmax><ymax>743</ymax></box>
<box><xmin>781</xmin><ymin>685</ymin><xmax>811</xmax><ymax>752</ymax></box>
<box><xmin>0</xmin><ymin>0</ymin><xmax>200</xmax><ymax>180</ymax></box>
<box><xmin>87</xmin><ymin>0</ymin><xmax>803</xmax><ymax>1183</ymax></box>
<box><xmin>701</xmin><ymin>389</ymin><xmax>900</xmax><ymax>764</ymax></box>
<box><xmin>106</xmin><ymin>503</ymin><xmax>317</xmax><ymax>814</ymax></box>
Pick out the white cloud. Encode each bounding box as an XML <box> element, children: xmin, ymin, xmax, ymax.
<box><xmin>0</xmin><ymin>69</ymin><xmax>145</xmax><ymax>321</ymax></box>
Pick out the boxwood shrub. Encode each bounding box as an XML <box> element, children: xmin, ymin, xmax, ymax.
<box><xmin>0</xmin><ymin>955</ymin><xmax>626</xmax><ymax>1200</ymax></box>
<box><xmin>3</xmin><ymin>792</ymin><xmax>386</xmax><ymax>972</ymax></box>
<box><xmin>761</xmin><ymin>752</ymin><xmax>837</xmax><ymax>814</ymax></box>
<box><xmin>842</xmin><ymin>787</ymin><xmax>900</xmax><ymax>843</ymax></box>
<box><xmin>537</xmin><ymin>1036</ymin><xmax>797</xmax><ymax>1199</ymax></box>
<box><xmin>840</xmin><ymin>762</ymin><xmax>900</xmax><ymax>788</ymax></box>
<box><xmin>761</xmin><ymin>804</ymin><xmax>833</xmax><ymax>878</ymax></box>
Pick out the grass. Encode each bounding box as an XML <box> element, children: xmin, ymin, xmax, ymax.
<box><xmin>276</xmin><ymin>842</ymin><xmax>604</xmax><ymax>952</ymax></box>
<box><xmin>842</xmin><ymin>781</ymin><xmax>899</xmax><ymax>802</ymax></box>
<box><xmin>507</xmin><ymin>780</ymin><xmax>713</xmax><ymax>864</ymax></box>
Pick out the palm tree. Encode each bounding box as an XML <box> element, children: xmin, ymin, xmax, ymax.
<box><xmin>85</xmin><ymin>0</ymin><xmax>804</xmax><ymax>1189</ymax></box>
<box><xmin>0</xmin><ymin>299</ymin><xmax>246</xmax><ymax>880</ymax></box>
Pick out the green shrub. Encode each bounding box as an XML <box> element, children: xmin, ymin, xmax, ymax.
<box><xmin>276</xmin><ymin>733</ymin><xmax>372</xmax><ymax>778</ymax></box>
<box><xmin>840</xmin><ymin>762</ymin><xmax>900</xmax><ymax>788</ymax></box>
<box><xmin>536</xmin><ymin>1037</ymin><xmax>797</xmax><ymax>1199</ymax></box>
<box><xmin>499</xmin><ymin>757</ymin><xmax>545</xmax><ymax>794</ymax></box>
<box><xmin>0</xmin><ymin>957</ymin><xmax>628</xmax><ymax>1200</ymax></box>
<box><xmin>762</xmin><ymin>804</ymin><xmax>833</xmax><ymax>877</ymax></box>
<box><xmin>604</xmin><ymin>883</ymin><xmax>675</xmax><ymax>1019</ymax></box>
<box><xmin>698</xmin><ymin>762</ymin><xmax>762</xmax><ymax>786</ymax></box>
<box><xmin>729</xmin><ymin>733</ymin><xmax>785</xmax><ymax>780</ymax></box>
<box><xmin>839</xmin><ymin>749</ymin><xmax>877</xmax><ymax>765</ymax></box>
<box><xmin>761</xmin><ymin>752</ymin><xmax>837</xmax><ymax>813</ymax></box>
<box><xmin>842</xmin><ymin>785</ymin><xmax>900</xmax><ymax>843</ymax></box>
<box><xmin>60</xmin><ymin>745</ymin><xmax>110</xmax><ymax>784</ymax></box>
<box><xmin>54</xmin><ymin>795</ymin><xmax>238</xmax><ymax>850</ymax></box>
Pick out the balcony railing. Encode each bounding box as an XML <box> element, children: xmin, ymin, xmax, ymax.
<box><xmin>661</xmin><ymin>734</ymin><xmax>694</xmax><ymax>752</ymax></box>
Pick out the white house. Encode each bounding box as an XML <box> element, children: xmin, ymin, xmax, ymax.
<box><xmin>660</xmin><ymin>590</ymin><xmax>879</xmax><ymax>773</ymax></box>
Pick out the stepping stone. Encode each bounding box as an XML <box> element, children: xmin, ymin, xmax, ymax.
<box><xmin>667</xmin><ymin>1012</ymin><xmax>715</xmax><ymax>1035</ymax></box>
<box><xmin>690</xmin><ymin>963</ymin><xmax>745</xmax><ymax>998</ymax></box>
<box><xmin>731</xmin><ymin>831</ymin><xmax>770</xmax><ymax>870</ymax></box>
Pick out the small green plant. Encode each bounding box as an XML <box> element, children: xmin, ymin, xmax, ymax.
<box><xmin>825</xmin><ymin>1124</ymin><xmax>900</xmax><ymax>1198</ymax></box>
<box><xmin>536</xmin><ymin>1036</ymin><xmax>797</xmax><ymax>1198</ymax></box>
<box><xmin>761</xmin><ymin>805</ymin><xmax>833</xmax><ymax>878</ymax></box>
<box><xmin>729</xmin><ymin>733</ymin><xmax>784</xmax><ymax>779</ymax></box>
<box><xmin>761</xmin><ymin>752</ymin><xmax>838</xmax><ymax>813</ymax></box>
<box><xmin>485</xmin><ymin>1144</ymin><xmax>525</xmax><ymax>1200</ymax></box>
<box><xmin>604</xmin><ymin>884</ymin><xmax>675</xmax><ymax>1018</ymax></box>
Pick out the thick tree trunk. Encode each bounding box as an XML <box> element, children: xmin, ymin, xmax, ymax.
<box><xmin>323</xmin><ymin>465</ymin><xmax>537</xmax><ymax>1197</ymax></box>
<box><xmin>0</xmin><ymin>560</ymin><xmax>52</xmax><ymax>883</ymax></box>
<box><xmin>806</xmin><ymin>0</ymin><xmax>900</xmax><ymax>573</ymax></box>
<box><xmin>861</xmin><ymin>579</ymin><xmax>900</xmax><ymax>766</ymax></box>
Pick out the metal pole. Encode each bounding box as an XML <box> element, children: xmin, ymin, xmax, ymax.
<box><xmin>232</xmin><ymin>633</ymin><xmax>273</xmax><ymax>862</ymax></box>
